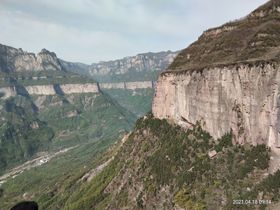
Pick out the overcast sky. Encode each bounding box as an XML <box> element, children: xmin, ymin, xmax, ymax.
<box><xmin>0</xmin><ymin>0</ymin><xmax>268</xmax><ymax>64</ymax></box>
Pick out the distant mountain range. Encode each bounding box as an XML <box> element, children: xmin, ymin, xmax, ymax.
<box><xmin>61</xmin><ymin>50</ymin><xmax>179</xmax><ymax>117</ymax></box>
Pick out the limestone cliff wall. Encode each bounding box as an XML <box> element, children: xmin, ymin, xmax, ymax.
<box><xmin>125</xmin><ymin>81</ymin><xmax>153</xmax><ymax>90</ymax></box>
<box><xmin>99</xmin><ymin>81</ymin><xmax>154</xmax><ymax>90</ymax></box>
<box><xmin>0</xmin><ymin>83</ymin><xmax>99</xmax><ymax>97</ymax></box>
<box><xmin>152</xmin><ymin>63</ymin><xmax>280</xmax><ymax>148</ymax></box>
<box><xmin>25</xmin><ymin>85</ymin><xmax>56</xmax><ymax>95</ymax></box>
<box><xmin>0</xmin><ymin>80</ymin><xmax>152</xmax><ymax>97</ymax></box>
<box><xmin>59</xmin><ymin>83</ymin><xmax>99</xmax><ymax>94</ymax></box>
<box><xmin>99</xmin><ymin>83</ymin><xmax>125</xmax><ymax>89</ymax></box>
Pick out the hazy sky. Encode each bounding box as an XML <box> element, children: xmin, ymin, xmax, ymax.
<box><xmin>0</xmin><ymin>0</ymin><xmax>267</xmax><ymax>64</ymax></box>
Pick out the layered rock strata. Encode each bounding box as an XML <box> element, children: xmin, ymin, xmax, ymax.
<box><xmin>0</xmin><ymin>45</ymin><xmax>62</xmax><ymax>72</ymax></box>
<box><xmin>153</xmin><ymin>0</ymin><xmax>280</xmax><ymax>148</ymax></box>
<box><xmin>153</xmin><ymin>63</ymin><xmax>280</xmax><ymax>148</ymax></box>
<box><xmin>0</xmin><ymin>83</ymin><xmax>99</xmax><ymax>96</ymax></box>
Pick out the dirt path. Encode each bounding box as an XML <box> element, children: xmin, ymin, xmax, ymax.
<box><xmin>0</xmin><ymin>146</ymin><xmax>77</xmax><ymax>186</ymax></box>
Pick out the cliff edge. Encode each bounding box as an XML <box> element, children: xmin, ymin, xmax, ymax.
<box><xmin>153</xmin><ymin>0</ymin><xmax>280</xmax><ymax>148</ymax></box>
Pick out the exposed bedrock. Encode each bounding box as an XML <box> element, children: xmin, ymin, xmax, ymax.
<box><xmin>153</xmin><ymin>63</ymin><xmax>280</xmax><ymax>148</ymax></box>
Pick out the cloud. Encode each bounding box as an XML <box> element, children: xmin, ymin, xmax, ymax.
<box><xmin>0</xmin><ymin>0</ymin><xmax>268</xmax><ymax>64</ymax></box>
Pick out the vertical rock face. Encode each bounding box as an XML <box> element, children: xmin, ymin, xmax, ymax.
<box><xmin>25</xmin><ymin>85</ymin><xmax>57</xmax><ymax>95</ymax></box>
<box><xmin>153</xmin><ymin>0</ymin><xmax>280</xmax><ymax>148</ymax></box>
<box><xmin>99</xmin><ymin>81</ymin><xmax>154</xmax><ymax>90</ymax></box>
<box><xmin>153</xmin><ymin>64</ymin><xmax>280</xmax><ymax>148</ymax></box>
<box><xmin>59</xmin><ymin>83</ymin><xmax>99</xmax><ymax>94</ymax></box>
<box><xmin>0</xmin><ymin>45</ymin><xmax>62</xmax><ymax>72</ymax></box>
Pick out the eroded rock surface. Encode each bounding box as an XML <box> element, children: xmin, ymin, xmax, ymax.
<box><xmin>153</xmin><ymin>63</ymin><xmax>280</xmax><ymax>148</ymax></box>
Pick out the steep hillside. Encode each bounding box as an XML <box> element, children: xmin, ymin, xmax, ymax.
<box><xmin>153</xmin><ymin>0</ymin><xmax>280</xmax><ymax>149</ymax></box>
<box><xmin>10</xmin><ymin>115</ymin><xmax>279</xmax><ymax>210</ymax></box>
<box><xmin>0</xmin><ymin>44</ymin><xmax>134</xmax><ymax>172</ymax></box>
<box><xmin>3</xmin><ymin>1</ymin><xmax>280</xmax><ymax>210</ymax></box>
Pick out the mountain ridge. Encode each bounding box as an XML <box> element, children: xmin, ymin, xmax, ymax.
<box><xmin>168</xmin><ymin>0</ymin><xmax>280</xmax><ymax>72</ymax></box>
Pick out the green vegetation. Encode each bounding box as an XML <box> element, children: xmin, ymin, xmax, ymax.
<box><xmin>0</xmin><ymin>136</ymin><xmax>121</xmax><ymax>210</ymax></box>
<box><xmin>102</xmin><ymin>88</ymin><xmax>154</xmax><ymax>117</ymax></box>
<box><xmin>0</xmin><ymin>66</ymin><xmax>136</xmax><ymax>173</ymax></box>
<box><xmin>0</xmin><ymin>70</ymin><xmax>95</xmax><ymax>88</ymax></box>
<box><xmin>49</xmin><ymin>115</ymin><xmax>276</xmax><ymax>210</ymax></box>
<box><xmin>92</xmin><ymin>70</ymin><xmax>160</xmax><ymax>83</ymax></box>
<box><xmin>1</xmin><ymin>115</ymin><xmax>279</xmax><ymax>209</ymax></box>
<box><xmin>0</xmin><ymin>89</ymin><xmax>133</xmax><ymax>173</ymax></box>
<box><xmin>0</xmin><ymin>95</ymin><xmax>54</xmax><ymax>171</ymax></box>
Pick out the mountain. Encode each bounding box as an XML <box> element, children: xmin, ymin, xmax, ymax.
<box><xmin>4</xmin><ymin>1</ymin><xmax>280</xmax><ymax>210</ymax></box>
<box><xmin>61</xmin><ymin>51</ymin><xmax>178</xmax><ymax>117</ymax></box>
<box><xmin>153</xmin><ymin>0</ymin><xmax>280</xmax><ymax>148</ymax></box>
<box><xmin>0</xmin><ymin>44</ymin><xmax>133</xmax><ymax>172</ymax></box>
<box><xmin>61</xmin><ymin>51</ymin><xmax>178</xmax><ymax>83</ymax></box>
<box><xmin>0</xmin><ymin>45</ymin><xmax>62</xmax><ymax>72</ymax></box>
<box><xmin>7</xmin><ymin>1</ymin><xmax>280</xmax><ymax>209</ymax></box>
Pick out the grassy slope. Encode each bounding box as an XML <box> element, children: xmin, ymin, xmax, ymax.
<box><xmin>35</xmin><ymin>93</ymin><xmax>134</xmax><ymax>149</ymax></box>
<box><xmin>102</xmin><ymin>89</ymin><xmax>154</xmax><ymax>118</ymax></box>
<box><xmin>39</xmin><ymin>115</ymin><xmax>280</xmax><ymax>210</ymax></box>
<box><xmin>0</xmin><ymin>137</ymin><xmax>119</xmax><ymax>210</ymax></box>
<box><xmin>0</xmin><ymin>65</ymin><xmax>136</xmax><ymax>172</ymax></box>
<box><xmin>0</xmin><ymin>95</ymin><xmax>54</xmax><ymax>172</ymax></box>
<box><xmin>0</xmin><ymin>80</ymin><xmax>136</xmax><ymax>210</ymax></box>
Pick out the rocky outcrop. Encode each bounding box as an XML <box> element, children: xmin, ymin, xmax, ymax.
<box><xmin>125</xmin><ymin>81</ymin><xmax>154</xmax><ymax>90</ymax></box>
<box><xmin>153</xmin><ymin>0</ymin><xmax>280</xmax><ymax>148</ymax></box>
<box><xmin>99</xmin><ymin>83</ymin><xmax>125</xmax><ymax>89</ymax></box>
<box><xmin>0</xmin><ymin>84</ymin><xmax>99</xmax><ymax>96</ymax></box>
<box><xmin>153</xmin><ymin>63</ymin><xmax>280</xmax><ymax>148</ymax></box>
<box><xmin>25</xmin><ymin>85</ymin><xmax>56</xmax><ymax>95</ymax></box>
<box><xmin>60</xmin><ymin>83</ymin><xmax>99</xmax><ymax>94</ymax></box>
<box><xmin>99</xmin><ymin>81</ymin><xmax>154</xmax><ymax>90</ymax></box>
<box><xmin>0</xmin><ymin>44</ymin><xmax>62</xmax><ymax>72</ymax></box>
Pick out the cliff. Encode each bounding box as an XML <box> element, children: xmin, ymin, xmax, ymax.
<box><xmin>153</xmin><ymin>0</ymin><xmax>280</xmax><ymax>148</ymax></box>
<box><xmin>0</xmin><ymin>45</ymin><xmax>62</xmax><ymax>72</ymax></box>
<box><xmin>24</xmin><ymin>83</ymin><xmax>99</xmax><ymax>95</ymax></box>
<box><xmin>99</xmin><ymin>81</ymin><xmax>154</xmax><ymax>90</ymax></box>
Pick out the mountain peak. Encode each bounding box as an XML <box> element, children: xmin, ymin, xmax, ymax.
<box><xmin>0</xmin><ymin>43</ymin><xmax>62</xmax><ymax>72</ymax></box>
<box><xmin>39</xmin><ymin>48</ymin><xmax>51</xmax><ymax>54</ymax></box>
